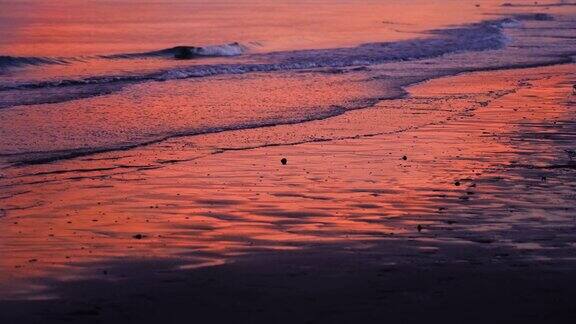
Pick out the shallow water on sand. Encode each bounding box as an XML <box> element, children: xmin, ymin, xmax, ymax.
<box><xmin>2</xmin><ymin>64</ymin><xmax>576</xmax><ymax>300</ymax></box>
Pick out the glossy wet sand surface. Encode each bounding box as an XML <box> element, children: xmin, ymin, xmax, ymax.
<box><xmin>1</xmin><ymin>64</ymin><xmax>575</xmax><ymax>322</ymax></box>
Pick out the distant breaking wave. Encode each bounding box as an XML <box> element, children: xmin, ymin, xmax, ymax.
<box><xmin>100</xmin><ymin>42</ymin><xmax>247</xmax><ymax>59</ymax></box>
<box><xmin>0</xmin><ymin>14</ymin><xmax>554</xmax><ymax>80</ymax></box>
<box><xmin>0</xmin><ymin>43</ymin><xmax>246</xmax><ymax>73</ymax></box>
<box><xmin>0</xmin><ymin>18</ymin><xmax>516</xmax><ymax>91</ymax></box>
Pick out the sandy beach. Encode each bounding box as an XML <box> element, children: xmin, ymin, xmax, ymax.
<box><xmin>2</xmin><ymin>63</ymin><xmax>576</xmax><ymax>322</ymax></box>
<box><xmin>1</xmin><ymin>1</ymin><xmax>576</xmax><ymax>323</ymax></box>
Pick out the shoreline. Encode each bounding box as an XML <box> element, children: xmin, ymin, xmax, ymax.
<box><xmin>3</xmin><ymin>7</ymin><xmax>576</xmax><ymax>168</ymax></box>
<box><xmin>1</xmin><ymin>63</ymin><xmax>575</xmax><ymax>322</ymax></box>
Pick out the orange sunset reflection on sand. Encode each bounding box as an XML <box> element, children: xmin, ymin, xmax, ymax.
<box><xmin>1</xmin><ymin>64</ymin><xmax>574</xmax><ymax>299</ymax></box>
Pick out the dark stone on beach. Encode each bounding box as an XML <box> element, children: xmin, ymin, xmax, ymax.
<box><xmin>132</xmin><ymin>234</ymin><xmax>144</xmax><ymax>240</ymax></box>
<box><xmin>69</xmin><ymin>309</ymin><xmax>100</xmax><ymax>316</ymax></box>
<box><xmin>475</xmin><ymin>238</ymin><xmax>495</xmax><ymax>244</ymax></box>
<box><xmin>454</xmin><ymin>181</ymin><xmax>461</xmax><ymax>186</ymax></box>
<box><xmin>565</xmin><ymin>149</ymin><xmax>576</xmax><ymax>159</ymax></box>
<box><xmin>281</xmin><ymin>158</ymin><xmax>287</xmax><ymax>165</ymax></box>
<box><xmin>417</xmin><ymin>224</ymin><xmax>423</xmax><ymax>232</ymax></box>
<box><xmin>173</xmin><ymin>46</ymin><xmax>196</xmax><ymax>60</ymax></box>
<box><xmin>402</xmin><ymin>155</ymin><xmax>407</xmax><ymax>161</ymax></box>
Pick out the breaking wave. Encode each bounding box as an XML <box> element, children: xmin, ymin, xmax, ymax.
<box><xmin>0</xmin><ymin>18</ymin><xmax>514</xmax><ymax>92</ymax></box>
<box><xmin>100</xmin><ymin>42</ymin><xmax>247</xmax><ymax>59</ymax></box>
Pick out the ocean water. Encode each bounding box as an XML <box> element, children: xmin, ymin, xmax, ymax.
<box><xmin>2</xmin><ymin>0</ymin><xmax>576</xmax><ymax>301</ymax></box>
<box><xmin>0</xmin><ymin>0</ymin><xmax>575</xmax><ymax>167</ymax></box>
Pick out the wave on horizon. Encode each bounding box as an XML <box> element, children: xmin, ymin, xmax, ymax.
<box><xmin>0</xmin><ymin>17</ymin><xmax>517</xmax><ymax>92</ymax></box>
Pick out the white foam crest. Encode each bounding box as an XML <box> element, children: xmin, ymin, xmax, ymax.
<box><xmin>197</xmin><ymin>43</ymin><xmax>246</xmax><ymax>57</ymax></box>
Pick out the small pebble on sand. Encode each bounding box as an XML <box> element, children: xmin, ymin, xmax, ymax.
<box><xmin>281</xmin><ymin>158</ymin><xmax>287</xmax><ymax>165</ymax></box>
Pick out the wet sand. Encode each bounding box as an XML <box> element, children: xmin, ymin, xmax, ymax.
<box><xmin>1</xmin><ymin>63</ymin><xmax>575</xmax><ymax>322</ymax></box>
